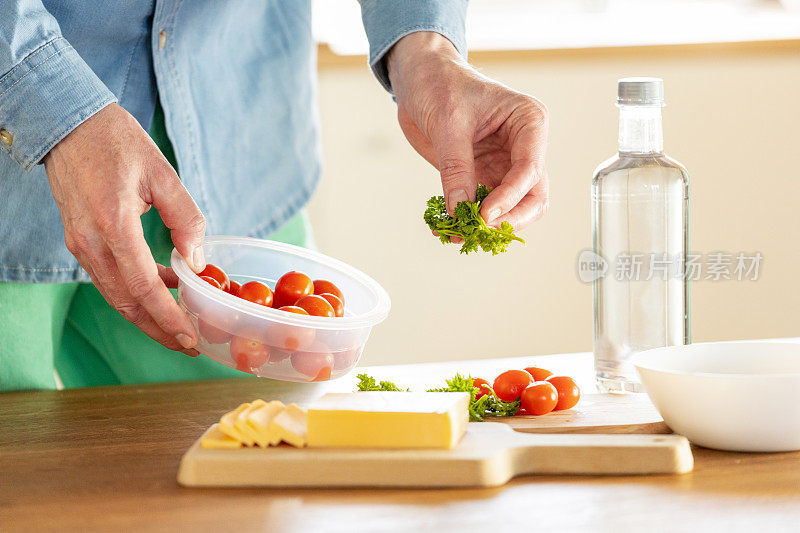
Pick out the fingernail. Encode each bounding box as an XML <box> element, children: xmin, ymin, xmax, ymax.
<box><xmin>447</xmin><ymin>189</ymin><xmax>469</xmax><ymax>213</ymax></box>
<box><xmin>192</xmin><ymin>247</ymin><xmax>206</xmax><ymax>273</ymax></box>
<box><xmin>176</xmin><ymin>333</ymin><xmax>195</xmax><ymax>349</ymax></box>
<box><xmin>487</xmin><ymin>208</ymin><xmax>501</xmax><ymax>222</ymax></box>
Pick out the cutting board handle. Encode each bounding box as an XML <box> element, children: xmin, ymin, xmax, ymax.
<box><xmin>510</xmin><ymin>433</ymin><xmax>693</xmax><ymax>475</ymax></box>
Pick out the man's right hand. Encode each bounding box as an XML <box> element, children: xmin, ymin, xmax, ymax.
<box><xmin>44</xmin><ymin>103</ymin><xmax>206</xmax><ymax>356</ymax></box>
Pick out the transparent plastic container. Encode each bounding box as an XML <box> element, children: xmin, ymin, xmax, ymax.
<box><xmin>171</xmin><ymin>236</ymin><xmax>390</xmax><ymax>382</ymax></box>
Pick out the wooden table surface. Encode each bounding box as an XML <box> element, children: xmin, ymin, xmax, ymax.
<box><xmin>2</xmin><ymin>352</ymin><xmax>799</xmax><ymax>532</ymax></box>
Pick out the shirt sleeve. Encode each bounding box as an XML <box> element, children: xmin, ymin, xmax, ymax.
<box><xmin>0</xmin><ymin>0</ymin><xmax>117</xmax><ymax>171</ymax></box>
<box><xmin>358</xmin><ymin>0</ymin><xmax>468</xmax><ymax>94</ymax></box>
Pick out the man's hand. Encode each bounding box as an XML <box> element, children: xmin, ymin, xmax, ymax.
<box><xmin>44</xmin><ymin>103</ymin><xmax>205</xmax><ymax>356</ymax></box>
<box><xmin>388</xmin><ymin>32</ymin><xmax>549</xmax><ymax>232</ymax></box>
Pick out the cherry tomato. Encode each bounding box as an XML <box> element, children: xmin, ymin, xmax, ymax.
<box><xmin>291</xmin><ymin>342</ymin><xmax>334</xmax><ymax>379</ymax></box>
<box><xmin>520</xmin><ymin>381</ymin><xmax>559</xmax><ymax>415</ymax></box>
<box><xmin>273</xmin><ymin>271</ymin><xmax>313</xmax><ymax>308</ymax></box>
<box><xmin>333</xmin><ymin>347</ymin><xmax>361</xmax><ymax>371</ymax></box>
<box><xmin>226</xmin><ymin>280</ymin><xmax>241</xmax><ymax>297</ymax></box>
<box><xmin>493</xmin><ymin>370</ymin><xmax>534</xmax><ymax>402</ymax></box>
<box><xmin>279</xmin><ymin>305</ymin><xmax>309</xmax><ymax>315</ymax></box>
<box><xmin>230</xmin><ymin>335</ymin><xmax>270</xmax><ymax>372</ymax></box>
<box><xmin>545</xmin><ymin>376</ymin><xmax>581</xmax><ymax>411</ymax></box>
<box><xmin>199</xmin><ymin>276</ymin><xmax>222</xmax><ymax>289</ymax></box>
<box><xmin>238</xmin><ymin>281</ymin><xmax>273</xmax><ymax>307</ymax></box>
<box><xmin>472</xmin><ymin>378</ymin><xmax>492</xmax><ymax>400</ymax></box>
<box><xmin>318</xmin><ymin>293</ymin><xmax>344</xmax><ymax>317</ymax></box>
<box><xmin>295</xmin><ymin>295</ymin><xmax>335</xmax><ymax>317</ymax></box>
<box><xmin>266</xmin><ymin>308</ymin><xmax>315</xmax><ymax>350</ymax></box>
<box><xmin>312</xmin><ymin>366</ymin><xmax>332</xmax><ymax>382</ymax></box>
<box><xmin>313</xmin><ymin>279</ymin><xmax>344</xmax><ymax>303</ymax></box>
<box><xmin>524</xmin><ymin>366</ymin><xmax>553</xmax><ymax>382</ymax></box>
<box><xmin>198</xmin><ymin>317</ymin><xmax>232</xmax><ymax>344</ymax></box>
<box><xmin>199</xmin><ymin>264</ymin><xmax>230</xmax><ymax>291</ymax></box>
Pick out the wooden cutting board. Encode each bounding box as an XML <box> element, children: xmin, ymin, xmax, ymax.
<box><xmin>498</xmin><ymin>393</ymin><xmax>669</xmax><ymax>434</ymax></box>
<box><xmin>178</xmin><ymin>423</ymin><xmax>692</xmax><ymax>488</ymax></box>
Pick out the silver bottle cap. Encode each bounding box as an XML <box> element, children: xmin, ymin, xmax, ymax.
<box><xmin>617</xmin><ymin>77</ymin><xmax>664</xmax><ymax>107</ymax></box>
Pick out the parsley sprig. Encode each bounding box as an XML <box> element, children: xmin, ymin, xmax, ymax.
<box><xmin>356</xmin><ymin>372</ymin><xmax>519</xmax><ymax>422</ymax></box>
<box><xmin>423</xmin><ymin>184</ymin><xmax>525</xmax><ymax>255</ymax></box>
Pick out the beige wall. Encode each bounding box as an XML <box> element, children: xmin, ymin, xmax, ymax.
<box><xmin>309</xmin><ymin>43</ymin><xmax>800</xmax><ymax>366</ymax></box>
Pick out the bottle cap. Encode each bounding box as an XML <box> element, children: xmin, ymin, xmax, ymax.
<box><xmin>617</xmin><ymin>77</ymin><xmax>664</xmax><ymax>107</ymax></box>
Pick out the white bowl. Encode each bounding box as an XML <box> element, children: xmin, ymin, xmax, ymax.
<box><xmin>633</xmin><ymin>341</ymin><xmax>800</xmax><ymax>452</ymax></box>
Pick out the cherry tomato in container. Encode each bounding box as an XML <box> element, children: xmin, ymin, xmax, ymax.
<box><xmin>230</xmin><ymin>335</ymin><xmax>270</xmax><ymax>373</ymax></box>
<box><xmin>523</xmin><ymin>366</ymin><xmax>553</xmax><ymax>382</ymax></box>
<box><xmin>226</xmin><ymin>280</ymin><xmax>241</xmax><ymax>297</ymax></box>
<box><xmin>291</xmin><ymin>342</ymin><xmax>334</xmax><ymax>380</ymax></box>
<box><xmin>273</xmin><ymin>271</ymin><xmax>313</xmax><ymax>308</ymax></box>
<box><xmin>238</xmin><ymin>281</ymin><xmax>273</xmax><ymax>307</ymax></box>
<box><xmin>295</xmin><ymin>295</ymin><xmax>335</xmax><ymax>317</ymax></box>
<box><xmin>265</xmin><ymin>308</ymin><xmax>315</xmax><ymax>351</ymax></box>
<box><xmin>472</xmin><ymin>378</ymin><xmax>492</xmax><ymax>399</ymax></box>
<box><xmin>199</xmin><ymin>264</ymin><xmax>230</xmax><ymax>291</ymax></box>
<box><xmin>545</xmin><ymin>376</ymin><xmax>581</xmax><ymax>411</ymax></box>
<box><xmin>333</xmin><ymin>346</ymin><xmax>361</xmax><ymax>371</ymax></box>
<box><xmin>313</xmin><ymin>279</ymin><xmax>344</xmax><ymax>304</ymax></box>
<box><xmin>493</xmin><ymin>370</ymin><xmax>534</xmax><ymax>402</ymax></box>
<box><xmin>520</xmin><ymin>381</ymin><xmax>559</xmax><ymax>415</ymax></box>
<box><xmin>198</xmin><ymin>316</ymin><xmax>233</xmax><ymax>344</ymax></box>
<box><xmin>199</xmin><ymin>276</ymin><xmax>222</xmax><ymax>289</ymax></box>
<box><xmin>279</xmin><ymin>305</ymin><xmax>309</xmax><ymax>315</ymax></box>
<box><xmin>318</xmin><ymin>293</ymin><xmax>344</xmax><ymax>317</ymax></box>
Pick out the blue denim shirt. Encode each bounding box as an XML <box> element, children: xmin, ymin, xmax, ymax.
<box><xmin>0</xmin><ymin>0</ymin><xmax>467</xmax><ymax>283</ymax></box>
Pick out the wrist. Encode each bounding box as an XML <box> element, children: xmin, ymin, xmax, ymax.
<box><xmin>387</xmin><ymin>32</ymin><xmax>463</xmax><ymax>92</ymax></box>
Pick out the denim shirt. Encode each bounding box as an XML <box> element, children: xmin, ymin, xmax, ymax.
<box><xmin>0</xmin><ymin>0</ymin><xmax>467</xmax><ymax>283</ymax></box>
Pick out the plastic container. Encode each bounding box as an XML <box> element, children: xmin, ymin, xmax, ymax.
<box><xmin>171</xmin><ymin>236</ymin><xmax>390</xmax><ymax>382</ymax></box>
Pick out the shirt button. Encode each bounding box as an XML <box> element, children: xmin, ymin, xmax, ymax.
<box><xmin>159</xmin><ymin>30</ymin><xmax>167</xmax><ymax>49</ymax></box>
<box><xmin>0</xmin><ymin>129</ymin><xmax>12</xmax><ymax>146</ymax></box>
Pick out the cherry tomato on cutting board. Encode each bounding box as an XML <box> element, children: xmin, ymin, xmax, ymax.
<box><xmin>520</xmin><ymin>381</ymin><xmax>559</xmax><ymax>415</ymax></box>
<box><xmin>199</xmin><ymin>264</ymin><xmax>230</xmax><ymax>291</ymax></box>
<box><xmin>230</xmin><ymin>334</ymin><xmax>270</xmax><ymax>372</ymax></box>
<box><xmin>273</xmin><ymin>271</ymin><xmax>313</xmax><ymax>308</ymax></box>
<box><xmin>523</xmin><ymin>366</ymin><xmax>553</xmax><ymax>382</ymax></box>
<box><xmin>313</xmin><ymin>279</ymin><xmax>344</xmax><ymax>304</ymax></box>
<box><xmin>295</xmin><ymin>294</ymin><xmax>335</xmax><ymax>317</ymax></box>
<box><xmin>472</xmin><ymin>378</ymin><xmax>492</xmax><ymax>400</ymax></box>
<box><xmin>493</xmin><ymin>370</ymin><xmax>533</xmax><ymax>402</ymax></box>
<box><xmin>238</xmin><ymin>281</ymin><xmax>273</xmax><ymax>307</ymax></box>
<box><xmin>318</xmin><ymin>293</ymin><xmax>344</xmax><ymax>317</ymax></box>
<box><xmin>546</xmin><ymin>375</ymin><xmax>581</xmax><ymax>411</ymax></box>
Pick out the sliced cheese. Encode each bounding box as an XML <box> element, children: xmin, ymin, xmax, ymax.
<box><xmin>201</xmin><ymin>425</ymin><xmax>242</xmax><ymax>449</ymax></box>
<box><xmin>218</xmin><ymin>403</ymin><xmax>255</xmax><ymax>446</ymax></box>
<box><xmin>307</xmin><ymin>392</ymin><xmax>469</xmax><ymax>449</ymax></box>
<box><xmin>235</xmin><ymin>399</ymin><xmax>267</xmax><ymax>446</ymax></box>
<box><xmin>268</xmin><ymin>403</ymin><xmax>308</xmax><ymax>448</ymax></box>
<box><xmin>246</xmin><ymin>400</ymin><xmax>286</xmax><ymax>447</ymax></box>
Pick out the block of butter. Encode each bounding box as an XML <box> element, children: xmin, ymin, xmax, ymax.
<box><xmin>307</xmin><ymin>392</ymin><xmax>469</xmax><ymax>449</ymax></box>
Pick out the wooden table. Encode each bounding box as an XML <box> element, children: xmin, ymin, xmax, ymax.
<box><xmin>2</xmin><ymin>352</ymin><xmax>799</xmax><ymax>532</ymax></box>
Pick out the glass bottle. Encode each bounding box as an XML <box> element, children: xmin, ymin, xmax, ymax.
<box><xmin>592</xmin><ymin>77</ymin><xmax>690</xmax><ymax>393</ymax></box>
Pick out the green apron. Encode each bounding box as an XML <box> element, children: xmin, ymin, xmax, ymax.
<box><xmin>0</xmin><ymin>101</ymin><xmax>314</xmax><ymax>391</ymax></box>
